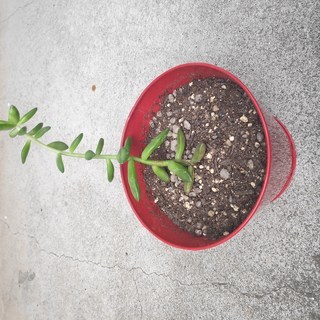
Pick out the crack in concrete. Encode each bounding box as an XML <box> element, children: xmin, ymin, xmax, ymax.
<box><xmin>0</xmin><ymin>1</ymin><xmax>35</xmax><ymax>24</ymax></box>
<box><xmin>1</xmin><ymin>219</ymin><xmax>319</xmax><ymax>301</ymax></box>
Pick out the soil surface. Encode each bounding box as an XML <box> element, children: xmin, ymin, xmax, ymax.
<box><xmin>144</xmin><ymin>78</ymin><xmax>267</xmax><ymax>240</ymax></box>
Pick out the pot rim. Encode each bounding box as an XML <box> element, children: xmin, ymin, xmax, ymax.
<box><xmin>120</xmin><ymin>62</ymin><xmax>272</xmax><ymax>250</ymax></box>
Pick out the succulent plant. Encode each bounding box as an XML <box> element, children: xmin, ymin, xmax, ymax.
<box><xmin>0</xmin><ymin>106</ymin><xmax>206</xmax><ymax>201</ymax></box>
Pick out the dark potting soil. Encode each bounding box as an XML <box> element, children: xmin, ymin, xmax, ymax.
<box><xmin>143</xmin><ymin>78</ymin><xmax>267</xmax><ymax>240</ymax></box>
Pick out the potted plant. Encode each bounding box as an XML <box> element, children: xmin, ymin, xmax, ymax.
<box><xmin>0</xmin><ymin>63</ymin><xmax>296</xmax><ymax>250</ymax></box>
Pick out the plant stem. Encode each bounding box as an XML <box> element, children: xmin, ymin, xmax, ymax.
<box><xmin>24</xmin><ymin>133</ymin><xmax>172</xmax><ymax>166</ymax></box>
<box><xmin>25</xmin><ymin>133</ymin><xmax>117</xmax><ymax>160</ymax></box>
<box><xmin>131</xmin><ymin>157</ymin><xmax>169</xmax><ymax>167</ymax></box>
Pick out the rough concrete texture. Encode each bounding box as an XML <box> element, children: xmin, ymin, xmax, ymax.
<box><xmin>0</xmin><ymin>0</ymin><xmax>319</xmax><ymax>319</ymax></box>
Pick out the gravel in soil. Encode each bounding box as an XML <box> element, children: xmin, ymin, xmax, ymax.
<box><xmin>144</xmin><ymin>78</ymin><xmax>267</xmax><ymax>240</ymax></box>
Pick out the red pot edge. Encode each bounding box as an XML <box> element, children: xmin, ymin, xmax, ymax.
<box><xmin>271</xmin><ymin>117</ymin><xmax>297</xmax><ymax>202</ymax></box>
<box><xmin>120</xmin><ymin>62</ymin><xmax>272</xmax><ymax>251</ymax></box>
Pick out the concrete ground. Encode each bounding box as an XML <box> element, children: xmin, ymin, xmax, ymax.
<box><xmin>0</xmin><ymin>0</ymin><xmax>319</xmax><ymax>319</ymax></box>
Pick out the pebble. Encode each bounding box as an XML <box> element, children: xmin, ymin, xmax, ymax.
<box><xmin>206</xmin><ymin>153</ymin><xmax>213</xmax><ymax>159</ymax></box>
<box><xmin>225</xmin><ymin>139</ymin><xmax>232</xmax><ymax>147</ymax></box>
<box><xmin>221</xmin><ymin>85</ymin><xmax>227</xmax><ymax>89</ymax></box>
<box><xmin>172</xmin><ymin>125</ymin><xmax>180</xmax><ymax>133</ymax></box>
<box><xmin>196</xmin><ymin>222</ymin><xmax>203</xmax><ymax>229</ymax></box>
<box><xmin>188</xmin><ymin>154</ymin><xmax>192</xmax><ymax>159</ymax></box>
<box><xmin>209</xmin><ymin>168</ymin><xmax>214</xmax><ymax>174</ymax></box>
<box><xmin>195</xmin><ymin>229</ymin><xmax>202</xmax><ymax>236</ymax></box>
<box><xmin>165</xmin><ymin>141</ymin><xmax>170</xmax><ymax>147</ymax></box>
<box><xmin>184</xmin><ymin>202</ymin><xmax>192</xmax><ymax>210</ymax></box>
<box><xmin>187</xmin><ymin>217</ymin><xmax>192</xmax><ymax>223</ymax></box>
<box><xmin>211</xmin><ymin>187</ymin><xmax>219</xmax><ymax>193</ymax></box>
<box><xmin>173</xmin><ymin>90</ymin><xmax>177</xmax><ymax>97</ymax></box>
<box><xmin>168</xmin><ymin>94</ymin><xmax>174</xmax><ymax>103</ymax></box>
<box><xmin>149</xmin><ymin>120</ymin><xmax>154</xmax><ymax>128</ymax></box>
<box><xmin>183</xmin><ymin>120</ymin><xmax>191</xmax><ymax>130</ymax></box>
<box><xmin>170</xmin><ymin>174</ymin><xmax>177</xmax><ymax>183</ymax></box>
<box><xmin>223</xmin><ymin>231</ymin><xmax>230</xmax><ymax>236</ymax></box>
<box><xmin>229</xmin><ymin>135</ymin><xmax>235</xmax><ymax>141</ymax></box>
<box><xmin>194</xmin><ymin>188</ymin><xmax>202</xmax><ymax>194</ymax></box>
<box><xmin>156</xmin><ymin>111</ymin><xmax>162</xmax><ymax>117</ymax></box>
<box><xmin>230</xmin><ymin>204</ymin><xmax>239</xmax><ymax>211</ymax></box>
<box><xmin>250</xmin><ymin>182</ymin><xmax>256</xmax><ymax>188</ymax></box>
<box><xmin>195</xmin><ymin>94</ymin><xmax>203</xmax><ymax>102</ymax></box>
<box><xmin>255</xmin><ymin>142</ymin><xmax>260</xmax><ymax>148</ymax></box>
<box><xmin>240</xmin><ymin>115</ymin><xmax>248</xmax><ymax>123</ymax></box>
<box><xmin>257</xmin><ymin>132</ymin><xmax>264</xmax><ymax>142</ymax></box>
<box><xmin>166</xmin><ymin>154</ymin><xmax>171</xmax><ymax>159</ymax></box>
<box><xmin>248</xmin><ymin>123</ymin><xmax>253</xmax><ymax>127</ymax></box>
<box><xmin>196</xmin><ymin>201</ymin><xmax>202</xmax><ymax>208</ymax></box>
<box><xmin>170</xmin><ymin>117</ymin><xmax>176</xmax><ymax>124</ymax></box>
<box><xmin>247</xmin><ymin>159</ymin><xmax>254</xmax><ymax>170</ymax></box>
<box><xmin>213</xmin><ymin>105</ymin><xmax>219</xmax><ymax>112</ymax></box>
<box><xmin>166</xmin><ymin>111</ymin><xmax>172</xmax><ymax>117</ymax></box>
<box><xmin>220</xmin><ymin>168</ymin><xmax>230</xmax><ymax>180</ymax></box>
<box><xmin>208</xmin><ymin>210</ymin><xmax>215</xmax><ymax>217</ymax></box>
<box><xmin>172</xmin><ymin>133</ymin><xmax>177</xmax><ymax>139</ymax></box>
<box><xmin>210</xmin><ymin>96</ymin><xmax>216</xmax><ymax>102</ymax></box>
<box><xmin>171</xmin><ymin>140</ymin><xmax>177</xmax><ymax>151</ymax></box>
<box><xmin>189</xmin><ymin>192</ymin><xmax>196</xmax><ymax>197</ymax></box>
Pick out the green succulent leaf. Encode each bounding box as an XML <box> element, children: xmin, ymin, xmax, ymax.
<box><xmin>117</xmin><ymin>146</ymin><xmax>129</xmax><ymax>163</ymax></box>
<box><xmin>17</xmin><ymin>127</ymin><xmax>27</xmax><ymax>136</ymax></box>
<box><xmin>141</xmin><ymin>128</ymin><xmax>169</xmax><ymax>160</ymax></box>
<box><xmin>47</xmin><ymin>141</ymin><xmax>69</xmax><ymax>151</ymax></box>
<box><xmin>128</xmin><ymin>159</ymin><xmax>140</xmax><ymax>201</ymax></box>
<box><xmin>85</xmin><ymin>150</ymin><xmax>96</xmax><ymax>160</ymax></box>
<box><xmin>117</xmin><ymin>148</ymin><xmax>129</xmax><ymax>164</ymax></box>
<box><xmin>34</xmin><ymin>126</ymin><xmax>51</xmax><ymax>139</ymax></box>
<box><xmin>175</xmin><ymin>128</ymin><xmax>186</xmax><ymax>160</ymax></box>
<box><xmin>17</xmin><ymin>108</ymin><xmax>37</xmax><ymax>126</ymax></box>
<box><xmin>8</xmin><ymin>106</ymin><xmax>20</xmax><ymax>124</ymax></box>
<box><xmin>28</xmin><ymin>123</ymin><xmax>43</xmax><ymax>136</ymax></box>
<box><xmin>167</xmin><ymin>161</ymin><xmax>192</xmax><ymax>183</ymax></box>
<box><xmin>0</xmin><ymin>123</ymin><xmax>15</xmax><ymax>131</ymax></box>
<box><xmin>124</xmin><ymin>136</ymin><xmax>132</xmax><ymax>151</ymax></box>
<box><xmin>21</xmin><ymin>140</ymin><xmax>31</xmax><ymax>164</ymax></box>
<box><xmin>152</xmin><ymin>165</ymin><xmax>170</xmax><ymax>183</ymax></box>
<box><xmin>69</xmin><ymin>133</ymin><xmax>83</xmax><ymax>153</ymax></box>
<box><xmin>191</xmin><ymin>143</ymin><xmax>206</xmax><ymax>164</ymax></box>
<box><xmin>106</xmin><ymin>159</ymin><xmax>114</xmax><ymax>182</ymax></box>
<box><xmin>95</xmin><ymin>138</ymin><xmax>104</xmax><ymax>155</ymax></box>
<box><xmin>184</xmin><ymin>166</ymin><xmax>194</xmax><ymax>194</ymax></box>
<box><xmin>116</xmin><ymin>136</ymin><xmax>132</xmax><ymax>164</ymax></box>
<box><xmin>56</xmin><ymin>153</ymin><xmax>64</xmax><ymax>173</ymax></box>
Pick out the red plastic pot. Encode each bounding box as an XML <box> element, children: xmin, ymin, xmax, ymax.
<box><xmin>120</xmin><ymin>63</ymin><xmax>296</xmax><ymax>250</ymax></box>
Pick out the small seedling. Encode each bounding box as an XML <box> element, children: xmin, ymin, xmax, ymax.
<box><xmin>0</xmin><ymin>106</ymin><xmax>206</xmax><ymax>201</ymax></box>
